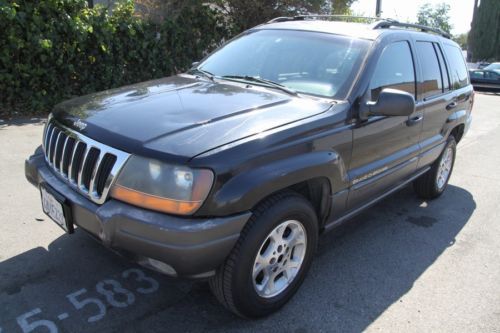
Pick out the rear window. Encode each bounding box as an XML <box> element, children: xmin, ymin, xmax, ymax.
<box><xmin>443</xmin><ymin>44</ymin><xmax>469</xmax><ymax>89</ymax></box>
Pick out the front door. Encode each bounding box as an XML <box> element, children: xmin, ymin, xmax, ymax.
<box><xmin>348</xmin><ymin>40</ymin><xmax>423</xmax><ymax>210</ymax></box>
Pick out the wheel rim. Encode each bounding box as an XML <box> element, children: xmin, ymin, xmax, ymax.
<box><xmin>252</xmin><ymin>220</ymin><xmax>307</xmax><ymax>298</ymax></box>
<box><xmin>436</xmin><ymin>147</ymin><xmax>453</xmax><ymax>190</ymax></box>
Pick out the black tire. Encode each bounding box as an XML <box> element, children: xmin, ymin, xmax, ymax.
<box><xmin>413</xmin><ymin>135</ymin><xmax>457</xmax><ymax>199</ymax></box>
<box><xmin>209</xmin><ymin>191</ymin><xmax>318</xmax><ymax>318</ymax></box>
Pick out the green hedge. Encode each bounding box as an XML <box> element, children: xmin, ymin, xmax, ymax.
<box><xmin>0</xmin><ymin>0</ymin><xmax>230</xmax><ymax>116</ymax></box>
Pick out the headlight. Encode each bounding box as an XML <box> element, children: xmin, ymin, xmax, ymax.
<box><xmin>110</xmin><ymin>156</ymin><xmax>214</xmax><ymax>215</ymax></box>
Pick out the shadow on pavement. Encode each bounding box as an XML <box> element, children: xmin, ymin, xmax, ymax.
<box><xmin>0</xmin><ymin>185</ymin><xmax>475</xmax><ymax>332</ymax></box>
<box><xmin>0</xmin><ymin>117</ymin><xmax>45</xmax><ymax>129</ymax></box>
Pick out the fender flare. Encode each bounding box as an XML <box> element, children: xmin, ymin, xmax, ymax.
<box><xmin>203</xmin><ymin>150</ymin><xmax>348</xmax><ymax>216</ymax></box>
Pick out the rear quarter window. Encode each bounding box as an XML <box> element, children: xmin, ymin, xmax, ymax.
<box><xmin>443</xmin><ymin>44</ymin><xmax>469</xmax><ymax>89</ymax></box>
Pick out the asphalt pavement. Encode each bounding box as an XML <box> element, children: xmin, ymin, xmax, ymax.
<box><xmin>0</xmin><ymin>92</ymin><xmax>499</xmax><ymax>332</ymax></box>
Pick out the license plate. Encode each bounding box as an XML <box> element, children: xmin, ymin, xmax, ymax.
<box><xmin>40</xmin><ymin>185</ymin><xmax>73</xmax><ymax>233</ymax></box>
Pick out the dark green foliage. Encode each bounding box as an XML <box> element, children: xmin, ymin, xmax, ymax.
<box><xmin>214</xmin><ymin>0</ymin><xmax>330</xmax><ymax>31</ymax></box>
<box><xmin>0</xmin><ymin>0</ymin><xmax>229</xmax><ymax>116</ymax></box>
<box><xmin>453</xmin><ymin>32</ymin><xmax>468</xmax><ymax>50</ymax></box>
<box><xmin>417</xmin><ymin>2</ymin><xmax>452</xmax><ymax>34</ymax></box>
<box><xmin>467</xmin><ymin>0</ymin><xmax>500</xmax><ymax>62</ymax></box>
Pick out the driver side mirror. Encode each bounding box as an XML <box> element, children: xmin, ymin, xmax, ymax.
<box><xmin>363</xmin><ymin>88</ymin><xmax>415</xmax><ymax>118</ymax></box>
<box><xmin>191</xmin><ymin>61</ymin><xmax>200</xmax><ymax>68</ymax></box>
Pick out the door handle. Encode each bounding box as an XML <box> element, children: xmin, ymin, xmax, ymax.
<box><xmin>406</xmin><ymin>115</ymin><xmax>423</xmax><ymax>126</ymax></box>
<box><xmin>446</xmin><ymin>102</ymin><xmax>458</xmax><ymax>110</ymax></box>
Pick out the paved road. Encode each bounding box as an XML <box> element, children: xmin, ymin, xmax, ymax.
<box><xmin>1</xmin><ymin>93</ymin><xmax>499</xmax><ymax>333</ymax></box>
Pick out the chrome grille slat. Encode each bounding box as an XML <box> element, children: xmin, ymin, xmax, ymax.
<box><xmin>47</xmin><ymin>127</ymin><xmax>57</xmax><ymax>165</ymax></box>
<box><xmin>42</xmin><ymin>119</ymin><xmax>130</xmax><ymax>204</ymax></box>
<box><xmin>89</xmin><ymin>152</ymin><xmax>104</xmax><ymax>198</ymax></box>
<box><xmin>52</xmin><ymin>131</ymin><xmax>63</xmax><ymax>167</ymax></box>
<box><xmin>59</xmin><ymin>135</ymin><xmax>70</xmax><ymax>174</ymax></box>
<box><xmin>68</xmin><ymin>141</ymin><xmax>80</xmax><ymax>183</ymax></box>
<box><xmin>77</xmin><ymin>145</ymin><xmax>90</xmax><ymax>191</ymax></box>
<box><xmin>43</xmin><ymin>123</ymin><xmax>53</xmax><ymax>153</ymax></box>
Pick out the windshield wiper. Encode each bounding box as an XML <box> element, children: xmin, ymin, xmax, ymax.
<box><xmin>189</xmin><ymin>68</ymin><xmax>215</xmax><ymax>81</ymax></box>
<box><xmin>221</xmin><ymin>75</ymin><xmax>298</xmax><ymax>96</ymax></box>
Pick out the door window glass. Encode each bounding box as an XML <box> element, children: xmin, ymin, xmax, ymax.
<box><xmin>416</xmin><ymin>41</ymin><xmax>443</xmax><ymax>99</ymax></box>
<box><xmin>470</xmin><ymin>71</ymin><xmax>484</xmax><ymax>78</ymax></box>
<box><xmin>486</xmin><ymin>71</ymin><xmax>499</xmax><ymax>80</ymax></box>
<box><xmin>370</xmin><ymin>41</ymin><xmax>416</xmax><ymax>101</ymax></box>
<box><xmin>434</xmin><ymin>43</ymin><xmax>450</xmax><ymax>90</ymax></box>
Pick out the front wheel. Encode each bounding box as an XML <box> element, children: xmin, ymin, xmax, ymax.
<box><xmin>413</xmin><ymin>135</ymin><xmax>457</xmax><ymax>199</ymax></box>
<box><xmin>209</xmin><ymin>192</ymin><xmax>318</xmax><ymax>318</ymax></box>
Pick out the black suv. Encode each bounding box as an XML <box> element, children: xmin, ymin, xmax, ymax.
<box><xmin>26</xmin><ymin>17</ymin><xmax>473</xmax><ymax>317</ymax></box>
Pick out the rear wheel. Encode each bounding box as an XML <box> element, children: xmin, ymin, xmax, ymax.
<box><xmin>413</xmin><ymin>135</ymin><xmax>457</xmax><ymax>199</ymax></box>
<box><xmin>209</xmin><ymin>192</ymin><xmax>318</xmax><ymax>318</ymax></box>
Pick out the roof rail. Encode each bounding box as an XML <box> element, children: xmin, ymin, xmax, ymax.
<box><xmin>267</xmin><ymin>15</ymin><xmax>385</xmax><ymax>24</ymax></box>
<box><xmin>371</xmin><ymin>20</ymin><xmax>451</xmax><ymax>38</ymax></box>
<box><xmin>267</xmin><ymin>15</ymin><xmax>451</xmax><ymax>39</ymax></box>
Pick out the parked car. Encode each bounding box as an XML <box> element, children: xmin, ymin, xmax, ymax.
<box><xmin>469</xmin><ymin>69</ymin><xmax>500</xmax><ymax>91</ymax></box>
<box><xmin>25</xmin><ymin>16</ymin><xmax>473</xmax><ymax>318</ymax></box>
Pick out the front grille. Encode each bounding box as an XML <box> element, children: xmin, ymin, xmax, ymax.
<box><xmin>42</xmin><ymin>119</ymin><xmax>130</xmax><ymax>204</ymax></box>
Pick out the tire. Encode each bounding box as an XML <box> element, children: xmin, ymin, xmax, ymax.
<box><xmin>209</xmin><ymin>191</ymin><xmax>318</xmax><ymax>318</ymax></box>
<box><xmin>413</xmin><ymin>135</ymin><xmax>457</xmax><ymax>199</ymax></box>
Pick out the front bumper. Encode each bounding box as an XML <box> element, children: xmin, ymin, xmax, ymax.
<box><xmin>25</xmin><ymin>147</ymin><xmax>251</xmax><ymax>278</ymax></box>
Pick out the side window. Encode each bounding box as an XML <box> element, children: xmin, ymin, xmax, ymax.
<box><xmin>486</xmin><ymin>71</ymin><xmax>500</xmax><ymax>80</ymax></box>
<box><xmin>370</xmin><ymin>41</ymin><xmax>415</xmax><ymax>101</ymax></box>
<box><xmin>443</xmin><ymin>44</ymin><xmax>469</xmax><ymax>89</ymax></box>
<box><xmin>415</xmin><ymin>41</ymin><xmax>443</xmax><ymax>99</ymax></box>
<box><xmin>471</xmin><ymin>71</ymin><xmax>485</xmax><ymax>79</ymax></box>
<box><xmin>434</xmin><ymin>43</ymin><xmax>450</xmax><ymax>90</ymax></box>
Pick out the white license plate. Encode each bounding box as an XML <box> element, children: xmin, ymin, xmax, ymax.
<box><xmin>41</xmin><ymin>187</ymin><xmax>67</xmax><ymax>231</ymax></box>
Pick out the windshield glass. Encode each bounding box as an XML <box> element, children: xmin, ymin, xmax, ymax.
<box><xmin>484</xmin><ymin>63</ymin><xmax>500</xmax><ymax>70</ymax></box>
<box><xmin>199</xmin><ymin>30</ymin><xmax>371</xmax><ymax>99</ymax></box>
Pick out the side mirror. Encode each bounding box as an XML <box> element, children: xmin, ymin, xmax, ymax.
<box><xmin>365</xmin><ymin>88</ymin><xmax>415</xmax><ymax>117</ymax></box>
<box><xmin>191</xmin><ymin>61</ymin><xmax>200</xmax><ymax>68</ymax></box>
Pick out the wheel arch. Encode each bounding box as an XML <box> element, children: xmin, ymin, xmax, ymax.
<box><xmin>450</xmin><ymin>123</ymin><xmax>465</xmax><ymax>143</ymax></box>
<box><xmin>198</xmin><ymin>150</ymin><xmax>347</xmax><ymax>219</ymax></box>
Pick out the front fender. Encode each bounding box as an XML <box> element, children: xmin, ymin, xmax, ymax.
<box><xmin>201</xmin><ymin>150</ymin><xmax>348</xmax><ymax>216</ymax></box>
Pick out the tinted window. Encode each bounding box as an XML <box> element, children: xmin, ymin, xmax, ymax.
<box><xmin>470</xmin><ymin>71</ymin><xmax>484</xmax><ymax>78</ymax></box>
<box><xmin>416</xmin><ymin>42</ymin><xmax>443</xmax><ymax>99</ymax></box>
<box><xmin>434</xmin><ymin>43</ymin><xmax>450</xmax><ymax>90</ymax></box>
<box><xmin>443</xmin><ymin>44</ymin><xmax>469</xmax><ymax>89</ymax></box>
<box><xmin>200</xmin><ymin>30</ymin><xmax>370</xmax><ymax>99</ymax></box>
<box><xmin>370</xmin><ymin>41</ymin><xmax>415</xmax><ymax>101</ymax></box>
<box><xmin>486</xmin><ymin>71</ymin><xmax>500</xmax><ymax>80</ymax></box>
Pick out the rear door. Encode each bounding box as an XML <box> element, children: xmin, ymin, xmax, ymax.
<box><xmin>348</xmin><ymin>38</ymin><xmax>422</xmax><ymax>209</ymax></box>
<box><xmin>417</xmin><ymin>40</ymin><xmax>473</xmax><ymax>168</ymax></box>
<box><xmin>413</xmin><ymin>38</ymin><xmax>454</xmax><ymax>168</ymax></box>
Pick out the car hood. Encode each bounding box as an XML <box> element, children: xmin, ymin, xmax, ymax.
<box><xmin>53</xmin><ymin>75</ymin><xmax>332</xmax><ymax>162</ymax></box>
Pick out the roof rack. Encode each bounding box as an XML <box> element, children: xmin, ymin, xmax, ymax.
<box><xmin>267</xmin><ymin>15</ymin><xmax>451</xmax><ymax>39</ymax></box>
<box><xmin>268</xmin><ymin>15</ymin><xmax>384</xmax><ymax>23</ymax></box>
<box><xmin>372</xmin><ymin>20</ymin><xmax>451</xmax><ymax>38</ymax></box>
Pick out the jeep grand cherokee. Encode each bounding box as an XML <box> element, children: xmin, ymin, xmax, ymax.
<box><xmin>25</xmin><ymin>16</ymin><xmax>473</xmax><ymax>317</ymax></box>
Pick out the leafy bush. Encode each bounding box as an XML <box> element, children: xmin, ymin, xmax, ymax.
<box><xmin>0</xmin><ymin>0</ymin><xmax>230</xmax><ymax>116</ymax></box>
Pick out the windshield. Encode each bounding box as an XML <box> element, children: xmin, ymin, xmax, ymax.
<box><xmin>199</xmin><ymin>30</ymin><xmax>371</xmax><ymax>99</ymax></box>
<box><xmin>484</xmin><ymin>63</ymin><xmax>500</xmax><ymax>70</ymax></box>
